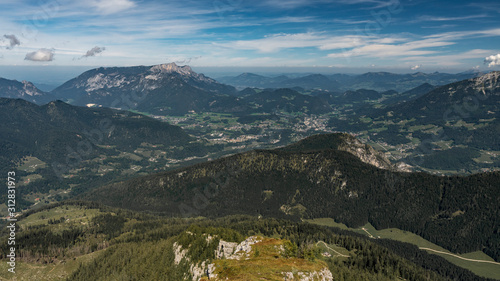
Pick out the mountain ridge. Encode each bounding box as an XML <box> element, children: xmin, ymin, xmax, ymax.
<box><xmin>50</xmin><ymin>63</ymin><xmax>239</xmax><ymax>114</ymax></box>
<box><xmin>385</xmin><ymin>71</ymin><xmax>500</xmax><ymax>122</ymax></box>
<box><xmin>218</xmin><ymin>71</ymin><xmax>482</xmax><ymax>92</ymax></box>
<box><xmin>0</xmin><ymin>77</ymin><xmax>54</xmax><ymax>104</ymax></box>
<box><xmin>279</xmin><ymin>133</ymin><xmax>396</xmax><ymax>170</ymax></box>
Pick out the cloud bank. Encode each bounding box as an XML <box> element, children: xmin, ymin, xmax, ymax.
<box><xmin>25</xmin><ymin>48</ymin><xmax>55</xmax><ymax>61</ymax></box>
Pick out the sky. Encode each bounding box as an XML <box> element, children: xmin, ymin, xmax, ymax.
<box><xmin>1</xmin><ymin>0</ymin><xmax>500</xmax><ymax>78</ymax></box>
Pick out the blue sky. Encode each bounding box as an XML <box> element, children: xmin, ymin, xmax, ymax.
<box><xmin>1</xmin><ymin>0</ymin><xmax>500</xmax><ymax>73</ymax></box>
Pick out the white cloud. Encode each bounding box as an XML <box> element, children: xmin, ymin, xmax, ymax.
<box><xmin>327</xmin><ymin>37</ymin><xmax>453</xmax><ymax>58</ymax></box>
<box><xmin>410</xmin><ymin>64</ymin><xmax>422</xmax><ymax>70</ymax></box>
<box><xmin>425</xmin><ymin>28</ymin><xmax>500</xmax><ymax>40</ymax></box>
<box><xmin>484</xmin><ymin>54</ymin><xmax>500</xmax><ymax>67</ymax></box>
<box><xmin>196</xmin><ymin>55</ymin><xmax>316</xmax><ymax>67</ymax></box>
<box><xmin>221</xmin><ymin>33</ymin><xmax>326</xmax><ymax>53</ymax></box>
<box><xmin>221</xmin><ymin>28</ymin><xmax>494</xmax><ymax>63</ymax></box>
<box><xmin>330</xmin><ymin>0</ymin><xmax>398</xmax><ymax>9</ymax></box>
<box><xmin>25</xmin><ymin>48</ymin><xmax>55</xmax><ymax>61</ymax></box>
<box><xmin>331</xmin><ymin>19</ymin><xmax>375</xmax><ymax>25</ymax></box>
<box><xmin>421</xmin><ymin>24</ymin><xmax>458</xmax><ymax>29</ymax></box>
<box><xmin>260</xmin><ymin>0</ymin><xmax>328</xmax><ymax>9</ymax></box>
<box><xmin>267</xmin><ymin>16</ymin><xmax>317</xmax><ymax>24</ymax></box>
<box><xmin>90</xmin><ymin>0</ymin><xmax>135</xmax><ymax>15</ymax></box>
<box><xmin>218</xmin><ymin>32</ymin><xmax>405</xmax><ymax>54</ymax></box>
<box><xmin>414</xmin><ymin>14</ymin><xmax>488</xmax><ymax>22</ymax></box>
<box><xmin>259</xmin><ymin>0</ymin><xmax>399</xmax><ymax>10</ymax></box>
<box><xmin>318</xmin><ymin>37</ymin><xmax>369</xmax><ymax>50</ymax></box>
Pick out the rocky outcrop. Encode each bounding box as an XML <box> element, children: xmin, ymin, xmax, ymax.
<box><xmin>215</xmin><ymin>240</ymin><xmax>238</xmax><ymax>259</ymax></box>
<box><xmin>173</xmin><ymin>240</ymin><xmax>218</xmax><ymax>281</ymax></box>
<box><xmin>190</xmin><ymin>261</ymin><xmax>217</xmax><ymax>281</ymax></box>
<box><xmin>173</xmin><ymin>242</ymin><xmax>188</xmax><ymax>265</ymax></box>
<box><xmin>336</xmin><ymin>134</ymin><xmax>395</xmax><ymax>171</ymax></box>
<box><xmin>282</xmin><ymin>267</ymin><xmax>333</xmax><ymax>281</ymax></box>
<box><xmin>174</xmin><ymin>233</ymin><xmax>334</xmax><ymax>281</ymax></box>
<box><xmin>215</xmin><ymin>236</ymin><xmax>261</xmax><ymax>260</ymax></box>
<box><xmin>473</xmin><ymin>71</ymin><xmax>499</xmax><ymax>92</ymax></box>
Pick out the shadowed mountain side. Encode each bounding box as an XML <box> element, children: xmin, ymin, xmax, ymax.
<box><xmin>0</xmin><ymin>98</ymin><xmax>191</xmax><ymax>169</ymax></box>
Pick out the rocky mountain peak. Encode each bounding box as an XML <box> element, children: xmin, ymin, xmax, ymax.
<box><xmin>149</xmin><ymin>62</ymin><xmax>194</xmax><ymax>76</ymax></box>
<box><xmin>50</xmin><ymin>62</ymin><xmax>237</xmax><ymax>112</ymax></box>
<box><xmin>473</xmin><ymin>71</ymin><xmax>500</xmax><ymax>89</ymax></box>
<box><xmin>22</xmin><ymin>80</ymin><xmax>43</xmax><ymax>96</ymax></box>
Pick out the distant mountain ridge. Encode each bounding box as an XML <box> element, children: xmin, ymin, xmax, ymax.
<box><xmin>218</xmin><ymin>71</ymin><xmax>482</xmax><ymax>93</ymax></box>
<box><xmin>243</xmin><ymin>88</ymin><xmax>332</xmax><ymax>114</ymax></box>
<box><xmin>381</xmin><ymin>83</ymin><xmax>436</xmax><ymax>105</ymax></box>
<box><xmin>218</xmin><ymin>73</ymin><xmax>339</xmax><ymax>91</ymax></box>
<box><xmin>0</xmin><ymin>78</ymin><xmax>54</xmax><ymax>104</ymax></box>
<box><xmin>330</xmin><ymin>71</ymin><xmax>483</xmax><ymax>92</ymax></box>
<box><xmin>217</xmin><ymin>72</ymin><xmax>290</xmax><ymax>89</ymax></box>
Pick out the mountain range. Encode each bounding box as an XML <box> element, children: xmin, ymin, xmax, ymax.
<box><xmin>82</xmin><ymin>133</ymin><xmax>500</xmax><ymax>263</ymax></box>
<box><xmin>2</xmin><ymin>66</ymin><xmax>499</xmax><ymax>175</ymax></box>
<box><xmin>0</xmin><ymin>64</ymin><xmax>487</xmax><ymax>119</ymax></box>
<box><xmin>49</xmin><ymin>63</ymin><xmax>346</xmax><ymax>115</ymax></box>
<box><xmin>217</xmin><ymin>72</ymin><xmax>342</xmax><ymax>92</ymax></box>
<box><xmin>1</xmin><ymin>67</ymin><xmax>498</xmax><ymax>181</ymax></box>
